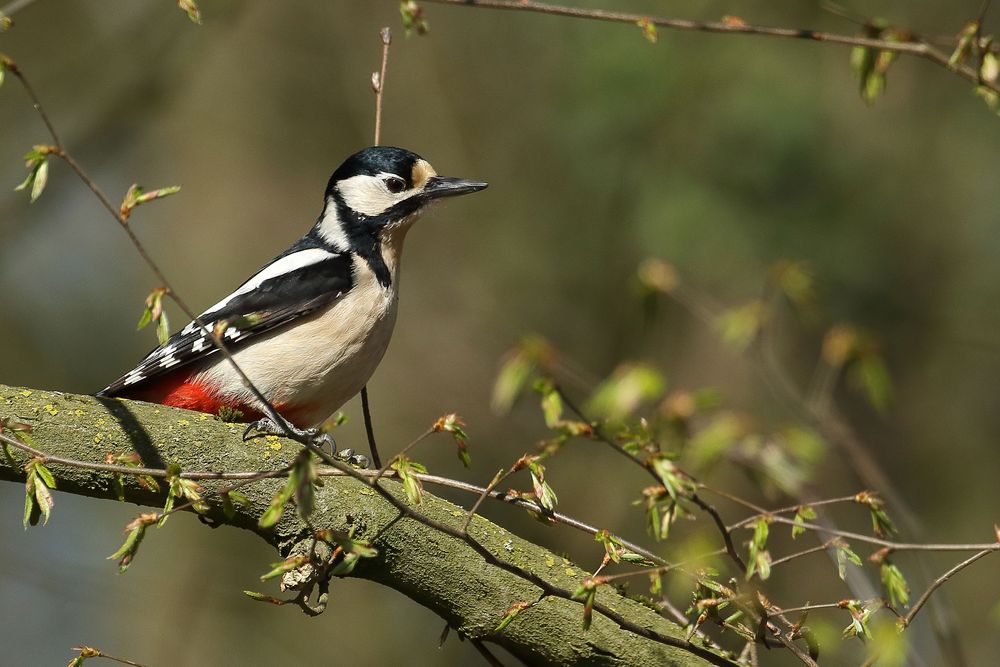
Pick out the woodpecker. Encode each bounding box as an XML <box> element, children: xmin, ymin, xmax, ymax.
<box><xmin>98</xmin><ymin>146</ymin><xmax>487</xmax><ymax>448</ymax></box>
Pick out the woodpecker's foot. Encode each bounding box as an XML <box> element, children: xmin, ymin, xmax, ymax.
<box><xmin>242</xmin><ymin>418</ymin><xmax>367</xmax><ymax>467</ymax></box>
<box><xmin>333</xmin><ymin>448</ymin><xmax>370</xmax><ymax>469</ymax></box>
<box><xmin>243</xmin><ymin>417</ymin><xmax>335</xmax><ymax>451</ymax></box>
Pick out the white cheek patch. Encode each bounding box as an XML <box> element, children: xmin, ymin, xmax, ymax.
<box><xmin>337</xmin><ymin>174</ymin><xmax>408</xmax><ymax>216</ymax></box>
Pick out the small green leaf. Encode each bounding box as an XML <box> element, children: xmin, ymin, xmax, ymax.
<box><xmin>292</xmin><ymin>454</ymin><xmax>319</xmax><ymax>520</ymax></box>
<box><xmin>329</xmin><ymin>552</ymin><xmax>361</xmax><ymax>577</ymax></box>
<box><xmin>949</xmin><ymin>21</ymin><xmax>978</xmax><ymax>67</ymax></box>
<box><xmin>108</xmin><ymin>514</ymin><xmax>157</xmax><ymax>573</ymax></box>
<box><xmin>30</xmin><ymin>159</ymin><xmax>48</xmax><ymax>202</ymax></box>
<box><xmin>433</xmin><ymin>413</ymin><xmax>471</xmax><ymax>467</ymax></box>
<box><xmin>587</xmin><ymin>363</ymin><xmax>666</xmax><ymax>419</ymax></box>
<box><xmin>15</xmin><ymin>153</ymin><xmax>50</xmax><ymax>203</ymax></box>
<box><xmin>120</xmin><ymin>184</ymin><xmax>181</xmax><ymax>220</ymax></box>
<box><xmin>714</xmin><ymin>301</ymin><xmax>766</xmax><ymax>351</ymax></box>
<box><xmin>243</xmin><ymin>590</ymin><xmax>285</xmax><ymax>605</ymax></box>
<box><xmin>855</xmin><ymin>354</ymin><xmax>893</xmax><ymax>413</ymax></box>
<box><xmin>399</xmin><ymin>0</ymin><xmax>428</xmax><ymax>36</ymax></box>
<box><xmin>156</xmin><ymin>313</ymin><xmax>170</xmax><ymax>345</ymax></box>
<box><xmin>492</xmin><ymin>351</ymin><xmax>535</xmax><ymax>413</ymax></box>
<box><xmin>686</xmin><ymin>412</ymin><xmax>746</xmax><ymax>471</ymax></box>
<box><xmin>649</xmin><ymin>455</ymin><xmax>693</xmax><ymax>501</ymax></box>
<box><xmin>243</xmin><ymin>591</ymin><xmax>286</xmax><ymax>607</ymax></box>
<box><xmin>880</xmin><ymin>561</ymin><xmax>910</xmax><ymax>609</ymax></box>
<box><xmin>842</xmin><ymin>600</ymin><xmax>873</xmax><ymax>640</ymax></box>
<box><xmin>22</xmin><ymin>482</ymin><xmax>33</xmax><ymax>529</ymax></box>
<box><xmin>636</xmin><ymin>18</ymin><xmax>657</xmax><ymax>43</ymax></box>
<box><xmin>527</xmin><ymin>460</ymin><xmax>558</xmax><ymax>511</ymax></box>
<box><xmin>137</xmin><ymin>287</ymin><xmax>170</xmax><ymax>345</ymax></box>
<box><xmin>136</xmin><ymin>185</ymin><xmax>182</xmax><ymax>205</ymax></box>
<box><xmin>392</xmin><ymin>456</ymin><xmax>428</xmax><ymax>505</ymax></box>
<box><xmin>572</xmin><ymin>581</ymin><xmax>598</xmax><ymax>630</ymax></box>
<box><xmin>260</xmin><ymin>555</ymin><xmax>308</xmax><ymax>581</ymax></box>
<box><xmin>982</xmin><ymin>50</ymin><xmax>999</xmax><ymax>84</ymax></box>
<box><xmin>792</xmin><ymin>505</ymin><xmax>817</xmax><ymax>539</ymax></box>
<box><xmin>259</xmin><ymin>473</ymin><xmax>297</xmax><ymax>529</ymax></box>
<box><xmin>769</xmin><ymin>259</ymin><xmax>816</xmax><ymax>311</ymax></box>
<box><xmin>539</xmin><ymin>384</ymin><xmax>563</xmax><ymax>428</ymax></box>
<box><xmin>495</xmin><ymin>601</ymin><xmax>531</xmax><ymax>632</ymax></box>
<box><xmin>849</xmin><ymin>20</ymin><xmax>902</xmax><ymax>105</ymax></box>
<box><xmin>34</xmin><ymin>460</ymin><xmax>56</xmax><ymax>489</ymax></box>
<box><xmin>835</xmin><ymin>542</ymin><xmax>863</xmax><ymax>581</ymax></box>
<box><xmin>746</xmin><ymin>517</ymin><xmax>772</xmax><ymax>580</ymax></box>
<box><xmin>620</xmin><ymin>551</ymin><xmax>656</xmax><ymax>566</ymax></box>
<box><xmin>33</xmin><ymin>474</ymin><xmax>53</xmax><ymax>525</ymax></box>
<box><xmin>177</xmin><ymin>0</ymin><xmax>202</xmax><ymax>24</ymax></box>
<box><xmin>594</xmin><ymin>529</ymin><xmax>624</xmax><ymax>563</ymax></box>
<box><xmin>856</xmin><ymin>491</ymin><xmax>896</xmax><ymax>538</ymax></box>
<box><xmin>221</xmin><ymin>489</ymin><xmax>249</xmax><ymax>519</ymax></box>
<box><xmin>868</xmin><ymin>617</ymin><xmax>909</xmax><ymax>666</ymax></box>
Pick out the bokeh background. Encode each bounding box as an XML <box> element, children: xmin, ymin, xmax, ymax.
<box><xmin>1</xmin><ymin>1</ymin><xmax>998</xmax><ymax>665</ymax></box>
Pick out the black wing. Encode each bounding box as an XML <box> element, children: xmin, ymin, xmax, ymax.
<box><xmin>98</xmin><ymin>247</ymin><xmax>354</xmax><ymax>396</ymax></box>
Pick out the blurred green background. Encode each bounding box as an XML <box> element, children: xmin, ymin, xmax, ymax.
<box><xmin>1</xmin><ymin>1</ymin><xmax>998</xmax><ymax>665</ymax></box>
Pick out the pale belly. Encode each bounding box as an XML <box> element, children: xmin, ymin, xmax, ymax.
<box><xmin>193</xmin><ymin>276</ymin><xmax>399</xmax><ymax>427</ymax></box>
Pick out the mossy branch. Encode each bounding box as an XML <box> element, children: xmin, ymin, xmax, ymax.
<box><xmin>0</xmin><ymin>384</ymin><xmax>732</xmax><ymax>667</ymax></box>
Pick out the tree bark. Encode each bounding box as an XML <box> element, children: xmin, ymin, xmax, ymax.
<box><xmin>0</xmin><ymin>383</ymin><xmax>733</xmax><ymax>667</ymax></box>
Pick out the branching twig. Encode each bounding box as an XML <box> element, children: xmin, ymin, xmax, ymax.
<box><xmin>373</xmin><ymin>426</ymin><xmax>435</xmax><ymax>481</ymax></box>
<box><xmin>4</xmin><ymin>60</ymin><xmax>301</xmax><ymax>447</ymax></box>
<box><xmin>69</xmin><ymin>646</ymin><xmax>147</xmax><ymax>667</ymax></box>
<box><xmin>423</xmin><ymin>0</ymin><xmax>1000</xmax><ymax>95</ymax></box>
<box><xmin>901</xmin><ymin>549</ymin><xmax>995</xmax><ymax>629</ymax></box>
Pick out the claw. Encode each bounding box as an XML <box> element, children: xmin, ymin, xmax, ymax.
<box><xmin>242</xmin><ymin>418</ymin><xmax>271</xmax><ymax>442</ymax></box>
<box><xmin>334</xmin><ymin>448</ymin><xmax>369</xmax><ymax>468</ymax></box>
<box><xmin>242</xmin><ymin>416</ymin><xmax>345</xmax><ymax>460</ymax></box>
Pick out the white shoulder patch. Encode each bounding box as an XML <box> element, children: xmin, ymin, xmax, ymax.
<box><xmin>315</xmin><ymin>199</ymin><xmax>351</xmax><ymax>251</ymax></box>
<box><xmin>202</xmin><ymin>247</ymin><xmax>337</xmax><ymax>316</ymax></box>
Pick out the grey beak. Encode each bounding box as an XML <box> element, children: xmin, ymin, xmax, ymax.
<box><xmin>421</xmin><ymin>176</ymin><xmax>489</xmax><ymax>199</ymax></box>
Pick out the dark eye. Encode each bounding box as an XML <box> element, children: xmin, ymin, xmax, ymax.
<box><xmin>385</xmin><ymin>176</ymin><xmax>406</xmax><ymax>194</ymax></box>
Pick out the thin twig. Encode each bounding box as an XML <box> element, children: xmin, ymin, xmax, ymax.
<box><xmin>461</xmin><ymin>467</ymin><xmax>512</xmax><ymax>533</ymax></box>
<box><xmin>372</xmin><ymin>26</ymin><xmax>392</xmax><ymax>145</ymax></box>
<box><xmin>70</xmin><ymin>647</ymin><xmax>146</xmax><ymax>667</ymax></box>
<box><xmin>769</xmin><ymin>601</ymin><xmax>848</xmax><ymax>618</ymax></box>
<box><xmin>901</xmin><ymin>549</ymin><xmax>995</xmax><ymax>629</ymax></box>
<box><xmin>0</xmin><ymin>429</ymin><xmax>666</xmax><ymax>567</ymax></box>
<box><xmin>769</xmin><ymin>542</ymin><xmax>836</xmax><ymax>568</ymax></box>
<box><xmin>360</xmin><ymin>387</ymin><xmax>382</xmax><ymax>468</ymax></box>
<box><xmin>423</xmin><ymin>0</ymin><xmax>1000</xmax><ymax>95</ymax></box>
<box><xmin>373</xmin><ymin>427</ymin><xmax>434</xmax><ymax>481</ymax></box>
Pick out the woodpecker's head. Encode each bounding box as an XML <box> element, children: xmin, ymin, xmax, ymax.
<box><xmin>316</xmin><ymin>146</ymin><xmax>487</xmax><ymax>250</ymax></box>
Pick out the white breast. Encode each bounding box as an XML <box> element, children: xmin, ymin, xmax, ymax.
<box><xmin>194</xmin><ymin>229</ymin><xmax>410</xmax><ymax>427</ymax></box>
